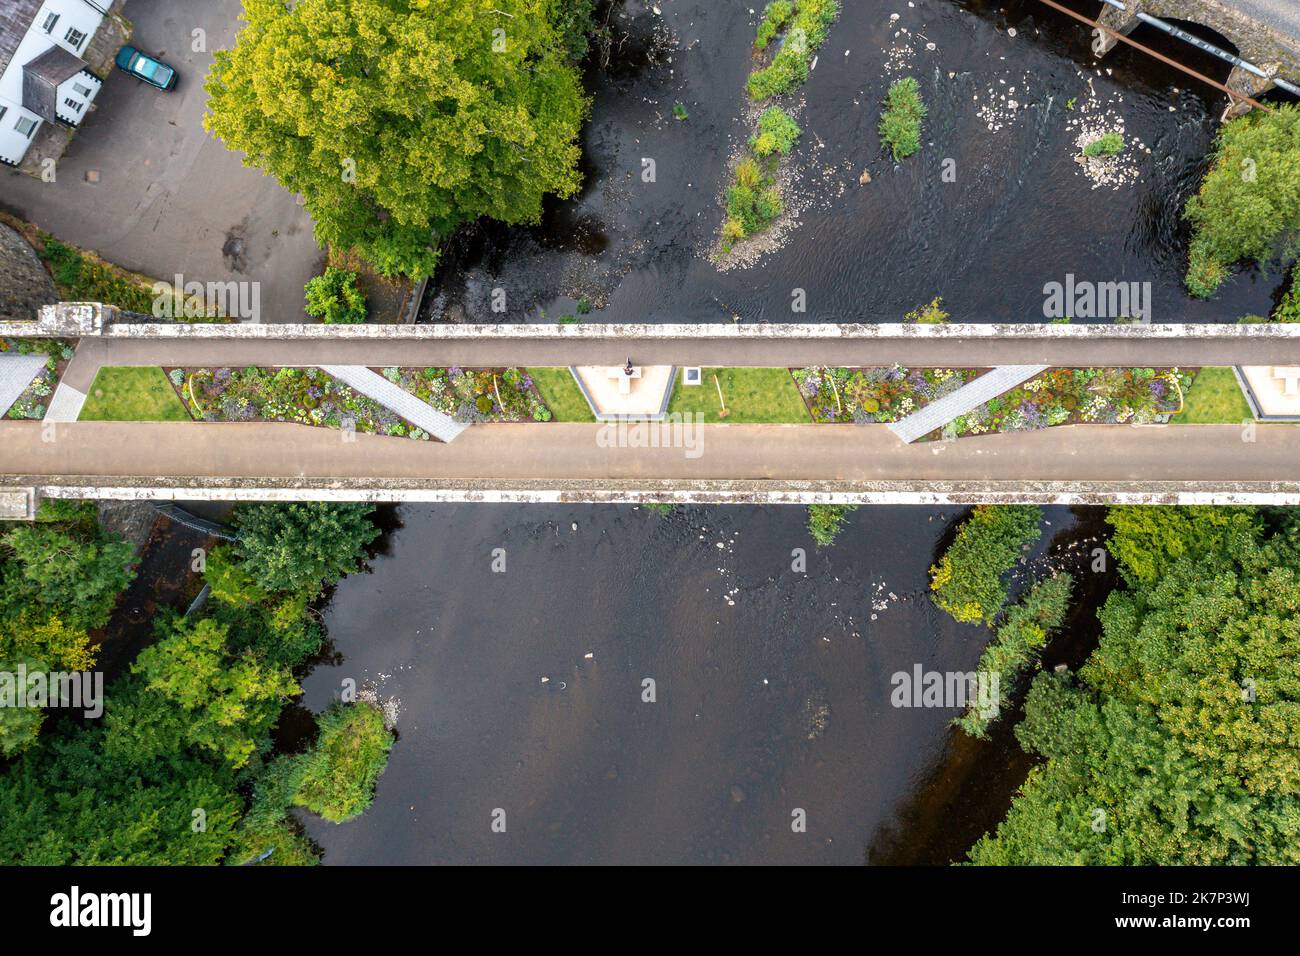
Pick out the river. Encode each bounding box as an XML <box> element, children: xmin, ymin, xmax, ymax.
<box><xmin>421</xmin><ymin>0</ymin><xmax>1290</xmax><ymax>325</ymax></box>
<box><xmin>297</xmin><ymin>503</ymin><xmax>1110</xmax><ymax>865</ymax></box>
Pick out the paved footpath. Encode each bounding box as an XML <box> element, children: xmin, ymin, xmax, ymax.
<box><xmin>46</xmin><ymin>331</ymin><xmax>1300</xmax><ymax>375</ymax></box>
<box><xmin>3</xmin><ymin>421</ymin><xmax>1297</xmax><ymax>486</ymax></box>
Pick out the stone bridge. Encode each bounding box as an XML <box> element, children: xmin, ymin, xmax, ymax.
<box><xmin>1094</xmin><ymin>0</ymin><xmax>1300</xmax><ymax>113</ymax></box>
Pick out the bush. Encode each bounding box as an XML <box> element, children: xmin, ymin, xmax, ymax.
<box><xmin>1183</xmin><ymin>104</ymin><xmax>1300</xmax><ymax>297</ymax></box>
<box><xmin>37</xmin><ymin>237</ymin><xmax>156</xmax><ymax>313</ymax></box>
<box><xmin>755</xmin><ymin>0</ymin><xmax>793</xmax><ymax>51</ymax></box>
<box><xmin>292</xmin><ymin>702</ymin><xmax>394</xmax><ymax>823</ymax></box>
<box><xmin>1274</xmin><ymin>264</ymin><xmax>1300</xmax><ymax>322</ymax></box>
<box><xmin>930</xmin><ymin>506</ymin><xmax>1043</xmax><ymax>624</ymax></box>
<box><xmin>1082</xmin><ymin>132</ymin><xmax>1124</xmax><ymax>157</ymax></box>
<box><xmin>750</xmin><ymin>106</ymin><xmax>801</xmax><ymax>157</ymax></box>
<box><xmin>904</xmin><ymin>296</ymin><xmax>949</xmax><ymax>324</ymax></box>
<box><xmin>807</xmin><ymin>504</ymin><xmax>857</xmax><ymax>547</ymax></box>
<box><xmin>955</xmin><ymin>573</ymin><xmax>1073</xmax><ymax>738</ymax></box>
<box><xmin>879</xmin><ymin>77</ymin><xmax>927</xmax><ymax>160</ymax></box>
<box><xmin>304</xmin><ymin>267</ymin><xmax>368</xmax><ymax>324</ymax></box>
<box><xmin>746</xmin><ymin>0</ymin><xmax>839</xmax><ymax>100</ymax></box>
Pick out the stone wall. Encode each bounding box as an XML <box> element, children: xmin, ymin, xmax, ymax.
<box><xmin>6</xmin><ymin>478</ymin><xmax>1300</xmax><ymax>509</ymax></box>
<box><xmin>0</xmin><ymin>223</ymin><xmax>56</xmax><ymax>323</ymax></box>
<box><xmin>12</xmin><ymin>302</ymin><xmax>1300</xmax><ymax>340</ymax></box>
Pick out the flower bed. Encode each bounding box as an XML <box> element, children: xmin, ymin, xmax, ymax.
<box><xmin>942</xmin><ymin>367</ymin><xmax>1190</xmax><ymax>438</ymax></box>
<box><xmin>792</xmin><ymin>365</ymin><xmax>1190</xmax><ymax>435</ymax></box>
<box><xmin>374</xmin><ymin>366</ymin><xmax>553</xmax><ymax>423</ymax></box>
<box><xmin>167</xmin><ymin>366</ymin><xmax>554</xmax><ymax>440</ymax></box>
<box><xmin>1</xmin><ymin>338</ymin><xmax>73</xmax><ymax>420</ymax></box>
<box><xmin>793</xmin><ymin>366</ymin><xmax>981</xmax><ymax>423</ymax></box>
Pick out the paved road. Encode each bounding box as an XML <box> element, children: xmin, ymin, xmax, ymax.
<box><xmin>0</xmin><ymin>0</ymin><xmax>322</xmax><ymax>323</ymax></box>
<box><xmin>2</xmin><ymin>421</ymin><xmax>1296</xmax><ymax>486</ymax></box>
<box><xmin>49</xmin><ymin>331</ymin><xmax>1300</xmax><ymax>380</ymax></box>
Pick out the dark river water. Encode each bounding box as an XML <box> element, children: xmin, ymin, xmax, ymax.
<box><xmin>296</xmin><ymin>503</ymin><xmax>1110</xmax><ymax>865</ymax></box>
<box><xmin>422</xmin><ymin>0</ymin><xmax>1290</xmax><ymax>325</ymax></box>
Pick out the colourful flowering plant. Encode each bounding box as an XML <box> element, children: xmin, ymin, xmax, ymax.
<box><xmin>944</xmin><ymin>368</ymin><xmax>1189</xmax><ymax>438</ymax></box>
<box><xmin>792</xmin><ymin>366</ymin><xmax>979</xmax><ymax>423</ymax></box>
<box><xmin>167</xmin><ymin>365</ymin><xmax>555</xmax><ymax>438</ymax></box>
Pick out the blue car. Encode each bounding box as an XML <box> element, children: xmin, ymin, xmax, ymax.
<box><xmin>114</xmin><ymin>46</ymin><xmax>177</xmax><ymax>91</ymax></box>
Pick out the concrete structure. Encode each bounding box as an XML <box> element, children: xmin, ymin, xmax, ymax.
<box><xmin>1236</xmin><ymin>365</ymin><xmax>1300</xmax><ymax>420</ymax></box>
<box><xmin>1093</xmin><ymin>0</ymin><xmax>1300</xmax><ymax>115</ymax></box>
<box><xmin>0</xmin><ymin>0</ymin><xmax>118</xmax><ymax>168</ymax></box>
<box><xmin>571</xmin><ymin>364</ymin><xmax>675</xmax><ymax>420</ymax></box>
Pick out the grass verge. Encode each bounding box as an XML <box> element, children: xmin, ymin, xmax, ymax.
<box><xmin>667</xmin><ymin>367</ymin><xmax>809</xmax><ymax>423</ymax></box>
<box><xmin>78</xmin><ymin>367</ymin><xmax>192</xmax><ymax>422</ymax></box>
<box><xmin>527</xmin><ymin>367</ymin><xmax>595</xmax><ymax>422</ymax></box>
<box><xmin>1172</xmin><ymin>367</ymin><xmax>1253</xmax><ymax>424</ymax></box>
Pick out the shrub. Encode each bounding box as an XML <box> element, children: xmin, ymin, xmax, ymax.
<box><xmin>955</xmin><ymin>573</ymin><xmax>1073</xmax><ymax>738</ymax></box>
<box><xmin>304</xmin><ymin>267</ymin><xmax>368</xmax><ymax>324</ymax></box>
<box><xmin>879</xmin><ymin>77</ymin><xmax>927</xmax><ymax>160</ymax></box>
<box><xmin>807</xmin><ymin>504</ymin><xmax>857</xmax><ymax>547</ymax></box>
<box><xmin>755</xmin><ymin>0</ymin><xmax>793</xmax><ymax>51</ymax></box>
<box><xmin>1183</xmin><ymin>104</ymin><xmax>1300</xmax><ymax>297</ymax></box>
<box><xmin>1082</xmin><ymin>132</ymin><xmax>1124</xmax><ymax>157</ymax></box>
<box><xmin>1274</xmin><ymin>264</ymin><xmax>1300</xmax><ymax>322</ymax></box>
<box><xmin>292</xmin><ymin>702</ymin><xmax>394</xmax><ymax>823</ymax></box>
<box><xmin>746</xmin><ymin>0</ymin><xmax>839</xmax><ymax>100</ymax></box>
<box><xmin>904</xmin><ymin>296</ymin><xmax>949</xmax><ymax>324</ymax></box>
<box><xmin>930</xmin><ymin>506</ymin><xmax>1043</xmax><ymax>624</ymax></box>
<box><xmin>750</xmin><ymin>106</ymin><xmax>802</xmax><ymax>156</ymax></box>
<box><xmin>37</xmin><ymin>236</ymin><xmax>156</xmax><ymax>313</ymax></box>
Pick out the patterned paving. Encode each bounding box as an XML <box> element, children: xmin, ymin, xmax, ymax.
<box><xmin>886</xmin><ymin>365</ymin><xmax>1049</xmax><ymax>443</ymax></box>
<box><xmin>319</xmin><ymin>366</ymin><xmax>467</xmax><ymax>442</ymax></box>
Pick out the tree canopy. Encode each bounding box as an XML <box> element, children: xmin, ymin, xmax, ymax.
<box><xmin>232</xmin><ymin>502</ymin><xmax>379</xmax><ymax>596</ymax></box>
<box><xmin>204</xmin><ymin>0</ymin><xmax>592</xmax><ymax>276</ymax></box>
<box><xmin>969</xmin><ymin>513</ymin><xmax>1300</xmax><ymax>864</ymax></box>
<box><xmin>1184</xmin><ymin>104</ymin><xmax>1300</xmax><ymax>297</ymax></box>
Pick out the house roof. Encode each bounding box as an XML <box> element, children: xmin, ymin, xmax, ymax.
<box><xmin>0</xmin><ymin>0</ymin><xmax>44</xmax><ymax>77</ymax></box>
<box><xmin>22</xmin><ymin>44</ymin><xmax>89</xmax><ymax>122</ymax></box>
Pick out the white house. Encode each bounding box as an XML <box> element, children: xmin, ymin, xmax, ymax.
<box><xmin>0</xmin><ymin>0</ymin><xmax>109</xmax><ymax>168</ymax></box>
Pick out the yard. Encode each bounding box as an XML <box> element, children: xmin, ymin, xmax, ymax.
<box><xmin>1172</xmin><ymin>367</ymin><xmax>1254</xmax><ymax>424</ymax></box>
<box><xmin>78</xmin><ymin>367</ymin><xmax>192</xmax><ymax>422</ymax></box>
<box><xmin>667</xmin><ymin>368</ymin><xmax>809</xmax><ymax>423</ymax></box>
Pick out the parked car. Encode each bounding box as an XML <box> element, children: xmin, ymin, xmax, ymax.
<box><xmin>114</xmin><ymin>46</ymin><xmax>177</xmax><ymax>91</ymax></box>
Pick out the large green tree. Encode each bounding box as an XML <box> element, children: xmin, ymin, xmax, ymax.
<box><xmin>204</xmin><ymin>0</ymin><xmax>592</xmax><ymax>276</ymax></box>
<box><xmin>969</xmin><ymin>515</ymin><xmax>1300</xmax><ymax>865</ymax></box>
<box><xmin>232</xmin><ymin>502</ymin><xmax>379</xmax><ymax>596</ymax></box>
<box><xmin>1184</xmin><ymin>104</ymin><xmax>1300</xmax><ymax>297</ymax></box>
<box><xmin>0</xmin><ymin>523</ymin><xmax>135</xmax><ymax>632</ymax></box>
